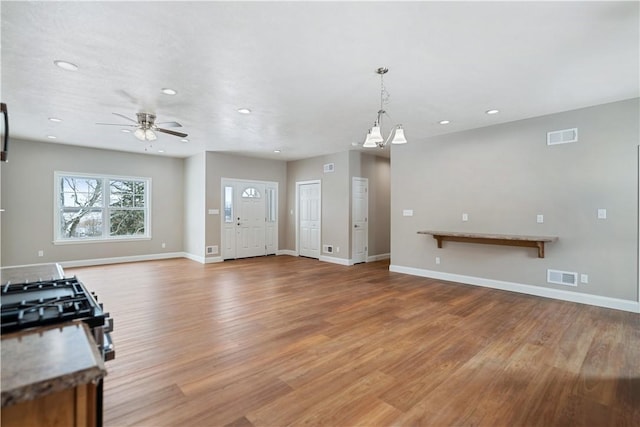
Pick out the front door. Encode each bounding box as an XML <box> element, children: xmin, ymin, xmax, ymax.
<box><xmin>236</xmin><ymin>182</ymin><xmax>266</xmax><ymax>258</ymax></box>
<box><xmin>352</xmin><ymin>177</ymin><xmax>368</xmax><ymax>264</ymax></box>
<box><xmin>298</xmin><ymin>181</ymin><xmax>321</xmax><ymax>259</ymax></box>
<box><xmin>222</xmin><ymin>180</ymin><xmax>277</xmax><ymax>260</ymax></box>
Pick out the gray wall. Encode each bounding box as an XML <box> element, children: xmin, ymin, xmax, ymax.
<box><xmin>184</xmin><ymin>152</ymin><xmax>206</xmax><ymax>259</ymax></box>
<box><xmin>204</xmin><ymin>152</ymin><xmax>287</xmax><ymax>257</ymax></box>
<box><xmin>1</xmin><ymin>139</ymin><xmax>184</xmax><ymax>266</ymax></box>
<box><xmin>349</xmin><ymin>151</ymin><xmax>391</xmax><ymax>256</ymax></box>
<box><xmin>391</xmin><ymin>98</ymin><xmax>639</xmax><ymax>301</ymax></box>
<box><xmin>286</xmin><ymin>151</ymin><xmax>351</xmax><ymax>258</ymax></box>
<box><xmin>286</xmin><ymin>151</ymin><xmax>391</xmax><ymax>261</ymax></box>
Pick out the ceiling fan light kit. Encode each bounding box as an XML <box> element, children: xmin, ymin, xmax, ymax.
<box><xmin>362</xmin><ymin>67</ymin><xmax>408</xmax><ymax>149</ymax></box>
<box><xmin>97</xmin><ymin>112</ymin><xmax>188</xmax><ymax>144</ymax></box>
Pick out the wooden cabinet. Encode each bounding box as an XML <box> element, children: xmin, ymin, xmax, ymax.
<box><xmin>2</xmin><ymin>382</ymin><xmax>98</xmax><ymax>427</ymax></box>
<box><xmin>1</xmin><ymin>322</ymin><xmax>106</xmax><ymax>427</ymax></box>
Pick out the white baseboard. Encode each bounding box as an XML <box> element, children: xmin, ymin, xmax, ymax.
<box><xmin>205</xmin><ymin>256</ymin><xmax>223</xmax><ymax>264</ymax></box>
<box><xmin>277</xmin><ymin>249</ymin><xmax>298</xmax><ymax>257</ymax></box>
<box><xmin>367</xmin><ymin>253</ymin><xmax>390</xmax><ymax>262</ymax></box>
<box><xmin>319</xmin><ymin>255</ymin><xmax>352</xmax><ymax>266</ymax></box>
<box><xmin>389</xmin><ymin>264</ymin><xmax>640</xmax><ymax>314</ymax></box>
<box><xmin>58</xmin><ymin>252</ymin><xmax>185</xmax><ymax>268</ymax></box>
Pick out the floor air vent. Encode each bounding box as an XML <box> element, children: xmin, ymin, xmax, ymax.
<box><xmin>547</xmin><ymin>128</ymin><xmax>578</xmax><ymax>146</ymax></box>
<box><xmin>547</xmin><ymin>269</ymin><xmax>578</xmax><ymax>286</ymax></box>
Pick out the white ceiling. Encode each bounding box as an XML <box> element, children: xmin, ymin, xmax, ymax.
<box><xmin>1</xmin><ymin>1</ymin><xmax>638</xmax><ymax>161</ymax></box>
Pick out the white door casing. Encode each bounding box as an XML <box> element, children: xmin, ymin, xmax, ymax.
<box><xmin>352</xmin><ymin>177</ymin><xmax>368</xmax><ymax>264</ymax></box>
<box><xmin>221</xmin><ymin>179</ymin><xmax>278</xmax><ymax>260</ymax></box>
<box><xmin>297</xmin><ymin>181</ymin><xmax>321</xmax><ymax>259</ymax></box>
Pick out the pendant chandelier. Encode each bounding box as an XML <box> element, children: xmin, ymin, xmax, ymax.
<box><xmin>363</xmin><ymin>67</ymin><xmax>407</xmax><ymax>148</ymax></box>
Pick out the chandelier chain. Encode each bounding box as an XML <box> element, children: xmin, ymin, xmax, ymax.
<box><xmin>380</xmin><ymin>73</ymin><xmax>390</xmax><ymax>111</ymax></box>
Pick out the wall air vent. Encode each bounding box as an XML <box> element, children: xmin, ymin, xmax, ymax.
<box><xmin>547</xmin><ymin>269</ymin><xmax>578</xmax><ymax>286</ymax></box>
<box><xmin>547</xmin><ymin>128</ymin><xmax>578</xmax><ymax>146</ymax></box>
<box><xmin>322</xmin><ymin>244</ymin><xmax>333</xmax><ymax>253</ymax></box>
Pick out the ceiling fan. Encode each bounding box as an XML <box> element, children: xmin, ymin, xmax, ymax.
<box><xmin>97</xmin><ymin>112</ymin><xmax>188</xmax><ymax>141</ymax></box>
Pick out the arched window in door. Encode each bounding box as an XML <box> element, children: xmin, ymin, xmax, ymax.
<box><xmin>241</xmin><ymin>187</ymin><xmax>261</xmax><ymax>198</ymax></box>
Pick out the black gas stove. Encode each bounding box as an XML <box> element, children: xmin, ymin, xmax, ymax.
<box><xmin>0</xmin><ymin>276</ymin><xmax>115</xmax><ymax>361</ymax></box>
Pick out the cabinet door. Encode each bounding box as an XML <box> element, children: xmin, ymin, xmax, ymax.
<box><xmin>2</xmin><ymin>383</ymin><xmax>97</xmax><ymax>427</ymax></box>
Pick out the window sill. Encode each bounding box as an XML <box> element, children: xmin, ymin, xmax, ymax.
<box><xmin>53</xmin><ymin>236</ymin><xmax>152</xmax><ymax>245</ymax></box>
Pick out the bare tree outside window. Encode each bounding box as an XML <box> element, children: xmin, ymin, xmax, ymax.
<box><xmin>60</xmin><ymin>177</ymin><xmax>103</xmax><ymax>238</ymax></box>
<box><xmin>56</xmin><ymin>174</ymin><xmax>149</xmax><ymax>241</ymax></box>
<box><xmin>109</xmin><ymin>180</ymin><xmax>145</xmax><ymax>236</ymax></box>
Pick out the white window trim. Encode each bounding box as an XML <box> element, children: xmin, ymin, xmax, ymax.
<box><xmin>53</xmin><ymin>171</ymin><xmax>152</xmax><ymax>244</ymax></box>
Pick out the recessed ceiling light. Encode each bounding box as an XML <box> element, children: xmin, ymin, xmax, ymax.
<box><xmin>161</xmin><ymin>88</ymin><xmax>177</xmax><ymax>95</ymax></box>
<box><xmin>180</xmin><ymin>138</ymin><xmax>189</xmax><ymax>143</ymax></box>
<box><xmin>48</xmin><ymin>117</ymin><xmax>63</xmax><ymax>123</ymax></box>
<box><xmin>47</xmin><ymin>135</ymin><xmax>57</xmax><ymax>139</ymax></box>
<box><xmin>53</xmin><ymin>60</ymin><xmax>78</xmax><ymax>71</ymax></box>
<box><xmin>439</xmin><ymin>120</ymin><xmax>451</xmax><ymax>125</ymax></box>
<box><xmin>273</xmin><ymin>150</ymin><xmax>281</xmax><ymax>153</ymax></box>
<box><xmin>121</xmin><ymin>129</ymin><xmax>132</xmax><ymax>133</ymax></box>
<box><xmin>158</xmin><ymin>149</ymin><xmax>166</xmax><ymax>153</ymax></box>
<box><xmin>485</xmin><ymin>109</ymin><xmax>500</xmax><ymax>115</ymax></box>
<box><xmin>237</xmin><ymin>108</ymin><xmax>252</xmax><ymax>114</ymax></box>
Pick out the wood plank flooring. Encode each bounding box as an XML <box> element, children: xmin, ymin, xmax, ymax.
<box><xmin>67</xmin><ymin>256</ymin><xmax>640</xmax><ymax>426</ymax></box>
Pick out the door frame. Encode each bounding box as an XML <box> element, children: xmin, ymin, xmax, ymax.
<box><xmin>220</xmin><ymin>177</ymin><xmax>278</xmax><ymax>260</ymax></box>
<box><xmin>295</xmin><ymin>180</ymin><xmax>321</xmax><ymax>257</ymax></box>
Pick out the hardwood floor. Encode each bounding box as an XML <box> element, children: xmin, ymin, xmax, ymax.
<box><xmin>67</xmin><ymin>256</ymin><xmax>640</xmax><ymax>426</ymax></box>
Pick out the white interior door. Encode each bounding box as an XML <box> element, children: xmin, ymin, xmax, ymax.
<box><xmin>352</xmin><ymin>177</ymin><xmax>368</xmax><ymax>264</ymax></box>
<box><xmin>298</xmin><ymin>181</ymin><xmax>321</xmax><ymax>259</ymax></box>
<box><xmin>222</xmin><ymin>179</ymin><xmax>277</xmax><ymax>260</ymax></box>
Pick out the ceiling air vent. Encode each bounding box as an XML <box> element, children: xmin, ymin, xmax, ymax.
<box><xmin>547</xmin><ymin>128</ymin><xmax>578</xmax><ymax>146</ymax></box>
<box><xmin>547</xmin><ymin>269</ymin><xmax>578</xmax><ymax>286</ymax></box>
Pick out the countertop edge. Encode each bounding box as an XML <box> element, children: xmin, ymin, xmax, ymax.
<box><xmin>1</xmin><ymin>321</ymin><xmax>107</xmax><ymax>408</ymax></box>
<box><xmin>1</xmin><ymin>365</ymin><xmax>106</xmax><ymax>407</ymax></box>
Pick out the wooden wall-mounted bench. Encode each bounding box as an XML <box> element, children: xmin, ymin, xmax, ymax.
<box><xmin>417</xmin><ymin>231</ymin><xmax>558</xmax><ymax>258</ymax></box>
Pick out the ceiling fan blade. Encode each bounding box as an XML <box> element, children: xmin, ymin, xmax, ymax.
<box><xmin>112</xmin><ymin>112</ymin><xmax>138</xmax><ymax>123</ymax></box>
<box><xmin>155</xmin><ymin>121</ymin><xmax>183</xmax><ymax>128</ymax></box>
<box><xmin>96</xmin><ymin>122</ymin><xmax>137</xmax><ymax>126</ymax></box>
<box><xmin>156</xmin><ymin>128</ymin><xmax>188</xmax><ymax>138</ymax></box>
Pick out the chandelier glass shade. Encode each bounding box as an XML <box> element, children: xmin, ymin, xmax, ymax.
<box><xmin>362</xmin><ymin>67</ymin><xmax>408</xmax><ymax>148</ymax></box>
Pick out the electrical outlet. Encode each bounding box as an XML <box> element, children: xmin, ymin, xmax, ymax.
<box><xmin>435</xmin><ymin>256</ymin><xmax>441</xmax><ymax>265</ymax></box>
<box><xmin>336</xmin><ymin>246</ymin><xmax>340</xmax><ymax>253</ymax></box>
<box><xmin>462</xmin><ymin>213</ymin><xmax>469</xmax><ymax>222</ymax></box>
<box><xmin>37</xmin><ymin>250</ymin><xmax>44</xmax><ymax>257</ymax></box>
<box><xmin>580</xmin><ymin>274</ymin><xmax>589</xmax><ymax>284</ymax></box>
<box><xmin>537</xmin><ymin>214</ymin><xmax>544</xmax><ymax>223</ymax></box>
<box><xmin>597</xmin><ymin>209</ymin><xmax>607</xmax><ymax>219</ymax></box>
<box><xmin>162</xmin><ymin>242</ymin><xmax>166</xmax><ymax>248</ymax></box>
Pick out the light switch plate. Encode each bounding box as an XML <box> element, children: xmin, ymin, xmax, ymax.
<box><xmin>403</xmin><ymin>209</ymin><xmax>414</xmax><ymax>217</ymax></box>
<box><xmin>208</xmin><ymin>209</ymin><xmax>220</xmax><ymax>215</ymax></box>
<box><xmin>597</xmin><ymin>209</ymin><xmax>607</xmax><ymax>219</ymax></box>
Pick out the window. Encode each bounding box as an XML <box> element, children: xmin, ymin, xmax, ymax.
<box><xmin>224</xmin><ymin>186</ymin><xmax>233</xmax><ymax>223</ymax></box>
<box><xmin>55</xmin><ymin>172</ymin><xmax>150</xmax><ymax>242</ymax></box>
<box><xmin>241</xmin><ymin>187</ymin><xmax>260</xmax><ymax>198</ymax></box>
<box><xmin>266</xmin><ymin>187</ymin><xmax>276</xmax><ymax>223</ymax></box>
